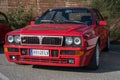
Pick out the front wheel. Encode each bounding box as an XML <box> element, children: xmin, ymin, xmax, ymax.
<box><xmin>87</xmin><ymin>43</ymin><xmax>100</xmax><ymax>70</ymax></box>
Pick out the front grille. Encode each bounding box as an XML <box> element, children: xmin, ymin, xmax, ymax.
<box><xmin>60</xmin><ymin>50</ymin><xmax>76</xmax><ymax>55</ymax></box>
<box><xmin>19</xmin><ymin>58</ymin><xmax>68</xmax><ymax>64</ymax></box>
<box><xmin>42</xmin><ymin>37</ymin><xmax>62</xmax><ymax>45</ymax></box>
<box><xmin>21</xmin><ymin>35</ymin><xmax>63</xmax><ymax>46</ymax></box>
<box><xmin>8</xmin><ymin>48</ymin><xmax>19</xmax><ymax>52</ymax></box>
<box><xmin>21</xmin><ymin>37</ymin><xmax>39</xmax><ymax>44</ymax></box>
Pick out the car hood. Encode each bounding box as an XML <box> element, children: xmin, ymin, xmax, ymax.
<box><xmin>9</xmin><ymin>24</ymin><xmax>90</xmax><ymax>35</ymax></box>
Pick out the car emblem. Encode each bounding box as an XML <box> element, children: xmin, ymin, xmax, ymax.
<box><xmin>22</xmin><ymin>39</ymin><xmax>26</xmax><ymax>43</ymax></box>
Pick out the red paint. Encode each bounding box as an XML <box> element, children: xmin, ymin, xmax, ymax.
<box><xmin>30</xmin><ymin>21</ymin><xmax>35</xmax><ymax>25</ymax></box>
<box><xmin>4</xmin><ymin>7</ymin><xmax>109</xmax><ymax>67</ymax></box>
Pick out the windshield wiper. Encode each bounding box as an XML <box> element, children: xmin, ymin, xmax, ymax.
<box><xmin>40</xmin><ymin>20</ymin><xmax>56</xmax><ymax>24</ymax></box>
<box><xmin>40</xmin><ymin>20</ymin><xmax>85</xmax><ymax>24</ymax></box>
<box><xmin>60</xmin><ymin>20</ymin><xmax>85</xmax><ymax>24</ymax></box>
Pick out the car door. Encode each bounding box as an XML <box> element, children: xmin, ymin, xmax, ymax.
<box><xmin>0</xmin><ymin>12</ymin><xmax>11</xmax><ymax>42</ymax></box>
<box><xmin>93</xmin><ymin>9</ymin><xmax>108</xmax><ymax>50</ymax></box>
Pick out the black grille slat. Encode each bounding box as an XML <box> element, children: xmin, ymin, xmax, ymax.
<box><xmin>19</xmin><ymin>58</ymin><xmax>68</xmax><ymax>64</ymax></box>
<box><xmin>21</xmin><ymin>36</ymin><xmax>63</xmax><ymax>46</ymax></box>
<box><xmin>21</xmin><ymin>37</ymin><xmax>39</xmax><ymax>44</ymax></box>
<box><xmin>42</xmin><ymin>37</ymin><xmax>62</xmax><ymax>45</ymax></box>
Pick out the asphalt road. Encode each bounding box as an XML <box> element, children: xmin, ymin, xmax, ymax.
<box><xmin>0</xmin><ymin>44</ymin><xmax>120</xmax><ymax>80</ymax></box>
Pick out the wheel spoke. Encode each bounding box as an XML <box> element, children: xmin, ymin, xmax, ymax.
<box><xmin>96</xmin><ymin>44</ymin><xmax>100</xmax><ymax>66</ymax></box>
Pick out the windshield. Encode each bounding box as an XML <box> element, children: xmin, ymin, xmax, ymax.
<box><xmin>35</xmin><ymin>8</ymin><xmax>93</xmax><ymax>25</ymax></box>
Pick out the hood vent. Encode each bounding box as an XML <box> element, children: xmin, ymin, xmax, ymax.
<box><xmin>27</xmin><ymin>27</ymin><xmax>68</xmax><ymax>31</ymax></box>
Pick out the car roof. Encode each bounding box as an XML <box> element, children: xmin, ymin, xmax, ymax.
<box><xmin>50</xmin><ymin>7</ymin><xmax>93</xmax><ymax>10</ymax></box>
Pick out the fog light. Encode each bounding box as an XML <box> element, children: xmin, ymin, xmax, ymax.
<box><xmin>10</xmin><ymin>56</ymin><xmax>16</xmax><ymax>60</ymax></box>
<box><xmin>68</xmin><ymin>59</ymin><xmax>74</xmax><ymax>64</ymax></box>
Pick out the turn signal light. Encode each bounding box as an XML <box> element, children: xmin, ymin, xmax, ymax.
<box><xmin>76</xmin><ymin>50</ymin><xmax>84</xmax><ymax>56</ymax></box>
<box><xmin>4</xmin><ymin>48</ymin><xmax>8</xmax><ymax>53</ymax></box>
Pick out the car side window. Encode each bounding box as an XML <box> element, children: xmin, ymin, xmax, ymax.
<box><xmin>0</xmin><ymin>13</ymin><xmax>8</xmax><ymax>23</ymax></box>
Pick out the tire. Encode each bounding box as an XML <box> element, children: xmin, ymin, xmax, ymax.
<box><xmin>104</xmin><ymin>36</ymin><xmax>110</xmax><ymax>51</ymax></box>
<box><xmin>87</xmin><ymin>43</ymin><xmax>100</xmax><ymax>70</ymax></box>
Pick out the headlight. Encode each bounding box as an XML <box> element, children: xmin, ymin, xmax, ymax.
<box><xmin>7</xmin><ymin>35</ymin><xmax>21</xmax><ymax>44</ymax></box>
<box><xmin>65</xmin><ymin>37</ymin><xmax>73</xmax><ymax>45</ymax></box>
<box><xmin>65</xmin><ymin>36</ymin><xmax>82</xmax><ymax>46</ymax></box>
<box><xmin>74</xmin><ymin>37</ymin><xmax>81</xmax><ymax>45</ymax></box>
<box><xmin>14</xmin><ymin>36</ymin><xmax>21</xmax><ymax>44</ymax></box>
<box><xmin>7</xmin><ymin>35</ymin><xmax>14</xmax><ymax>43</ymax></box>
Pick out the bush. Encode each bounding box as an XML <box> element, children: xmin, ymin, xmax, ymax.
<box><xmin>91</xmin><ymin>0</ymin><xmax>120</xmax><ymax>18</ymax></box>
<box><xmin>7</xmin><ymin>5</ymin><xmax>35</xmax><ymax>29</ymax></box>
<box><xmin>90</xmin><ymin>0</ymin><xmax>120</xmax><ymax>42</ymax></box>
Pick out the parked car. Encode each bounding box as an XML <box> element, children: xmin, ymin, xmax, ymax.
<box><xmin>4</xmin><ymin>7</ymin><xmax>109</xmax><ymax>70</ymax></box>
<box><xmin>0</xmin><ymin>12</ymin><xmax>11</xmax><ymax>43</ymax></box>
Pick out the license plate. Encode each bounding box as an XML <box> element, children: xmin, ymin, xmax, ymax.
<box><xmin>30</xmin><ymin>49</ymin><xmax>49</xmax><ymax>56</ymax></box>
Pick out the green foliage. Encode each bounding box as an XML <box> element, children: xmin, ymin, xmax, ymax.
<box><xmin>7</xmin><ymin>5</ymin><xmax>35</xmax><ymax>29</ymax></box>
<box><xmin>91</xmin><ymin>0</ymin><xmax>120</xmax><ymax>18</ymax></box>
<box><xmin>90</xmin><ymin>0</ymin><xmax>120</xmax><ymax>42</ymax></box>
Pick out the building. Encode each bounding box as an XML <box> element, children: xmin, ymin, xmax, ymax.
<box><xmin>0</xmin><ymin>0</ymin><xmax>92</xmax><ymax>16</ymax></box>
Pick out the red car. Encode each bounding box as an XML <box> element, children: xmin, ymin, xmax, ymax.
<box><xmin>0</xmin><ymin>12</ymin><xmax>11</xmax><ymax>43</ymax></box>
<box><xmin>4</xmin><ymin>7</ymin><xmax>109</xmax><ymax>70</ymax></box>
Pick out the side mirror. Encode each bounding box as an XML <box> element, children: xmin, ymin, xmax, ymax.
<box><xmin>30</xmin><ymin>21</ymin><xmax>35</xmax><ymax>25</ymax></box>
<box><xmin>99</xmin><ymin>20</ymin><xmax>107</xmax><ymax>26</ymax></box>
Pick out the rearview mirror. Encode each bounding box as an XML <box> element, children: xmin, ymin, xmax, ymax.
<box><xmin>30</xmin><ymin>21</ymin><xmax>35</xmax><ymax>25</ymax></box>
<box><xmin>99</xmin><ymin>20</ymin><xmax>107</xmax><ymax>26</ymax></box>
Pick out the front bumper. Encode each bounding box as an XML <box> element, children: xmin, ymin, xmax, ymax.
<box><xmin>4</xmin><ymin>45</ymin><xmax>85</xmax><ymax>67</ymax></box>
